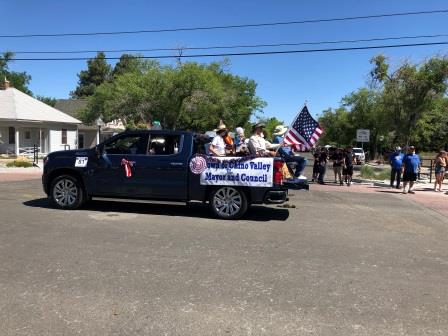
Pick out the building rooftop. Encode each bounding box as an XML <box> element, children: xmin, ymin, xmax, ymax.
<box><xmin>0</xmin><ymin>88</ymin><xmax>81</xmax><ymax>124</ymax></box>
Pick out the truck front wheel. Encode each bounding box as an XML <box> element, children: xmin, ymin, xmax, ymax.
<box><xmin>49</xmin><ymin>175</ymin><xmax>85</xmax><ymax>210</ymax></box>
<box><xmin>209</xmin><ymin>187</ymin><xmax>248</xmax><ymax>220</ymax></box>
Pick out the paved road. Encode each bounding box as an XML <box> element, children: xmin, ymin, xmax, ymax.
<box><xmin>1</xmin><ymin>180</ymin><xmax>448</xmax><ymax>335</ymax></box>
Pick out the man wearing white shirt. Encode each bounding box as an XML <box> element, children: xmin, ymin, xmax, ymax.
<box><xmin>248</xmin><ymin>123</ymin><xmax>279</xmax><ymax>157</ymax></box>
<box><xmin>209</xmin><ymin>125</ymin><xmax>227</xmax><ymax>156</ymax></box>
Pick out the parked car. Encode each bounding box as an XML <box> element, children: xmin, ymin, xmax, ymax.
<box><xmin>352</xmin><ymin>147</ymin><xmax>366</xmax><ymax>165</ymax></box>
<box><xmin>42</xmin><ymin>130</ymin><xmax>289</xmax><ymax>220</ymax></box>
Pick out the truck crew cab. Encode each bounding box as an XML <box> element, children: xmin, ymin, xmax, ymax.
<box><xmin>42</xmin><ymin>130</ymin><xmax>289</xmax><ymax>219</ymax></box>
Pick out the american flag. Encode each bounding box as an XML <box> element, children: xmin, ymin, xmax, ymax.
<box><xmin>283</xmin><ymin>105</ymin><xmax>323</xmax><ymax>151</ymax></box>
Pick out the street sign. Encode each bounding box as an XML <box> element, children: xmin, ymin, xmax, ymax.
<box><xmin>356</xmin><ymin>129</ymin><xmax>370</xmax><ymax>142</ymax></box>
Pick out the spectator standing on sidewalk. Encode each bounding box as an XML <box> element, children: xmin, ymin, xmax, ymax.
<box><xmin>317</xmin><ymin>148</ymin><xmax>328</xmax><ymax>184</ymax></box>
<box><xmin>312</xmin><ymin>148</ymin><xmax>321</xmax><ymax>182</ymax></box>
<box><xmin>331</xmin><ymin>148</ymin><xmax>344</xmax><ymax>186</ymax></box>
<box><xmin>343</xmin><ymin>146</ymin><xmax>355</xmax><ymax>186</ymax></box>
<box><xmin>389</xmin><ymin>146</ymin><xmax>404</xmax><ymax>189</ymax></box>
<box><xmin>402</xmin><ymin>146</ymin><xmax>421</xmax><ymax>194</ymax></box>
<box><xmin>433</xmin><ymin>150</ymin><xmax>447</xmax><ymax>192</ymax></box>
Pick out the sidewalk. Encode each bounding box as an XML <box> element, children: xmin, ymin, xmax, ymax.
<box><xmin>0</xmin><ymin>167</ymin><xmax>43</xmax><ymax>182</ymax></box>
<box><xmin>311</xmin><ymin>180</ymin><xmax>448</xmax><ymax>217</ymax></box>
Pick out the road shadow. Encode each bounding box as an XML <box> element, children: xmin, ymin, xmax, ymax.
<box><xmin>374</xmin><ymin>190</ymin><xmax>402</xmax><ymax>194</ymax></box>
<box><xmin>23</xmin><ymin>198</ymin><xmax>289</xmax><ymax>222</ymax></box>
<box><xmin>417</xmin><ymin>187</ymin><xmax>440</xmax><ymax>193</ymax></box>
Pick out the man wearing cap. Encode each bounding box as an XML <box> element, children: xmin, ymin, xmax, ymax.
<box><xmin>402</xmin><ymin>146</ymin><xmax>421</xmax><ymax>194</ymax></box>
<box><xmin>248</xmin><ymin>123</ymin><xmax>279</xmax><ymax>157</ymax></box>
<box><xmin>389</xmin><ymin>146</ymin><xmax>404</xmax><ymax>189</ymax></box>
<box><xmin>209</xmin><ymin>124</ymin><xmax>228</xmax><ymax>156</ymax></box>
<box><xmin>272</xmin><ymin>125</ymin><xmax>307</xmax><ymax>179</ymax></box>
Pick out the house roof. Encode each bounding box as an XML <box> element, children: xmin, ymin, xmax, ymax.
<box><xmin>55</xmin><ymin>99</ymin><xmax>99</xmax><ymax>130</ymax></box>
<box><xmin>0</xmin><ymin>88</ymin><xmax>81</xmax><ymax>124</ymax></box>
<box><xmin>54</xmin><ymin>99</ymin><xmax>88</xmax><ymax>118</ymax></box>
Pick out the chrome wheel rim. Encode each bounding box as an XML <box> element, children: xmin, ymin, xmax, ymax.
<box><xmin>213</xmin><ymin>187</ymin><xmax>242</xmax><ymax>217</ymax></box>
<box><xmin>53</xmin><ymin>179</ymin><xmax>78</xmax><ymax>206</ymax></box>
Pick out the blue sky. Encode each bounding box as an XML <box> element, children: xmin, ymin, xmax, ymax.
<box><xmin>1</xmin><ymin>0</ymin><xmax>447</xmax><ymax>124</ymax></box>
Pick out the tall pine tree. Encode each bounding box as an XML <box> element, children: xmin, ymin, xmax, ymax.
<box><xmin>112</xmin><ymin>54</ymin><xmax>141</xmax><ymax>77</ymax></box>
<box><xmin>71</xmin><ymin>52</ymin><xmax>111</xmax><ymax>98</ymax></box>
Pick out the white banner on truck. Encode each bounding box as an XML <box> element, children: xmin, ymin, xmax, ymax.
<box><xmin>200</xmin><ymin>157</ymin><xmax>274</xmax><ymax>187</ymax></box>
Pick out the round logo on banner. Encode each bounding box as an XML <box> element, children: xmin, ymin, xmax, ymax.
<box><xmin>189</xmin><ymin>156</ymin><xmax>207</xmax><ymax>174</ymax></box>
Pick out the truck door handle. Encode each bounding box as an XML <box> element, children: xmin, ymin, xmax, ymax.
<box><xmin>170</xmin><ymin>162</ymin><xmax>184</xmax><ymax>166</ymax></box>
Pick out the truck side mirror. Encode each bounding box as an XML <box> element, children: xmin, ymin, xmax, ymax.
<box><xmin>95</xmin><ymin>144</ymin><xmax>104</xmax><ymax>157</ymax></box>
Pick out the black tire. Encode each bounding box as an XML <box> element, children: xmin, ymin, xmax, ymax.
<box><xmin>209</xmin><ymin>187</ymin><xmax>248</xmax><ymax>220</ymax></box>
<box><xmin>49</xmin><ymin>174</ymin><xmax>86</xmax><ymax>210</ymax></box>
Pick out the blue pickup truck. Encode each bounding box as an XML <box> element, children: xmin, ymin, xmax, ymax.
<box><xmin>42</xmin><ymin>130</ymin><xmax>289</xmax><ymax>219</ymax></box>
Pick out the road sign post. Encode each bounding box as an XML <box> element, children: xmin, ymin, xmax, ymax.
<box><xmin>356</xmin><ymin>129</ymin><xmax>370</xmax><ymax>149</ymax></box>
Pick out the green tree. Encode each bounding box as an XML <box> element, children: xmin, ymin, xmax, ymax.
<box><xmin>342</xmin><ymin>88</ymin><xmax>387</xmax><ymax>156</ymax></box>
<box><xmin>71</xmin><ymin>52</ymin><xmax>111</xmax><ymax>98</ymax></box>
<box><xmin>255</xmin><ymin>117</ymin><xmax>284</xmax><ymax>142</ymax></box>
<box><xmin>81</xmin><ymin>59</ymin><xmax>265</xmax><ymax>132</ymax></box>
<box><xmin>318</xmin><ymin>107</ymin><xmax>353</xmax><ymax>147</ymax></box>
<box><xmin>36</xmin><ymin>95</ymin><xmax>57</xmax><ymax>107</ymax></box>
<box><xmin>111</xmin><ymin>54</ymin><xmax>143</xmax><ymax>77</ymax></box>
<box><xmin>413</xmin><ymin>97</ymin><xmax>448</xmax><ymax>151</ymax></box>
<box><xmin>370</xmin><ymin>55</ymin><xmax>448</xmax><ymax>145</ymax></box>
<box><xmin>0</xmin><ymin>52</ymin><xmax>32</xmax><ymax>95</ymax></box>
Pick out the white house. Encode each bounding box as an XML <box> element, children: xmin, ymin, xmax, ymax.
<box><xmin>55</xmin><ymin>99</ymin><xmax>125</xmax><ymax>149</ymax></box>
<box><xmin>0</xmin><ymin>82</ymin><xmax>81</xmax><ymax>156</ymax></box>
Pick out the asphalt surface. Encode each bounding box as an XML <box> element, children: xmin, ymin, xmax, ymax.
<box><xmin>1</xmin><ymin>179</ymin><xmax>448</xmax><ymax>335</ymax></box>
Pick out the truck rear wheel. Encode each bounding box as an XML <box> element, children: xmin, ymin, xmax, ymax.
<box><xmin>49</xmin><ymin>175</ymin><xmax>85</xmax><ymax>210</ymax></box>
<box><xmin>209</xmin><ymin>187</ymin><xmax>248</xmax><ymax>220</ymax></box>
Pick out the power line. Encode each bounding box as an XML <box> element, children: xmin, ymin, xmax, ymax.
<box><xmin>9</xmin><ymin>41</ymin><xmax>448</xmax><ymax>61</ymax></box>
<box><xmin>5</xmin><ymin>33</ymin><xmax>448</xmax><ymax>54</ymax></box>
<box><xmin>1</xmin><ymin>9</ymin><xmax>448</xmax><ymax>38</ymax></box>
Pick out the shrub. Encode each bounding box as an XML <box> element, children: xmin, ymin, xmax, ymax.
<box><xmin>360</xmin><ymin>165</ymin><xmax>391</xmax><ymax>181</ymax></box>
<box><xmin>360</xmin><ymin>165</ymin><xmax>375</xmax><ymax>179</ymax></box>
<box><xmin>6</xmin><ymin>160</ymin><xmax>33</xmax><ymax>168</ymax></box>
<box><xmin>376</xmin><ymin>169</ymin><xmax>392</xmax><ymax>181</ymax></box>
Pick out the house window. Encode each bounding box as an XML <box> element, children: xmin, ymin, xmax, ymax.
<box><xmin>25</xmin><ymin>130</ymin><xmax>31</xmax><ymax>140</ymax></box>
<box><xmin>61</xmin><ymin>129</ymin><xmax>67</xmax><ymax>144</ymax></box>
<box><xmin>8</xmin><ymin>127</ymin><xmax>15</xmax><ymax>144</ymax></box>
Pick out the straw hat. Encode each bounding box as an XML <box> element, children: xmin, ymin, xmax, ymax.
<box><xmin>214</xmin><ymin>124</ymin><xmax>228</xmax><ymax>134</ymax></box>
<box><xmin>273</xmin><ymin>125</ymin><xmax>288</xmax><ymax>136</ymax></box>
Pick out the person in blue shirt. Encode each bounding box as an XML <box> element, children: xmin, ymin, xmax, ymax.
<box><xmin>402</xmin><ymin>146</ymin><xmax>421</xmax><ymax>194</ymax></box>
<box><xmin>272</xmin><ymin>125</ymin><xmax>307</xmax><ymax>179</ymax></box>
<box><xmin>389</xmin><ymin>146</ymin><xmax>404</xmax><ymax>189</ymax></box>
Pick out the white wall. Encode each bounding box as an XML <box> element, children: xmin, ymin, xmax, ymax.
<box><xmin>49</xmin><ymin>126</ymin><xmax>78</xmax><ymax>153</ymax></box>
<box><xmin>0</xmin><ymin>122</ymin><xmax>79</xmax><ymax>155</ymax></box>
<box><xmin>18</xmin><ymin>127</ymin><xmax>40</xmax><ymax>148</ymax></box>
<box><xmin>79</xmin><ymin>130</ymin><xmax>97</xmax><ymax>149</ymax></box>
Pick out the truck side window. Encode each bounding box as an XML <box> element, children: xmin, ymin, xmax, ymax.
<box><xmin>104</xmin><ymin>135</ymin><xmax>149</xmax><ymax>155</ymax></box>
<box><xmin>148</xmin><ymin>135</ymin><xmax>182</xmax><ymax>155</ymax></box>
